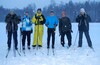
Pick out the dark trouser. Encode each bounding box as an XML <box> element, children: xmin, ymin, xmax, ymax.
<box><xmin>7</xmin><ymin>31</ymin><xmax>18</xmax><ymax>49</ymax></box>
<box><xmin>61</xmin><ymin>31</ymin><xmax>72</xmax><ymax>47</ymax></box>
<box><xmin>78</xmin><ymin>31</ymin><xmax>92</xmax><ymax>47</ymax></box>
<box><xmin>47</xmin><ymin>28</ymin><xmax>55</xmax><ymax>49</ymax></box>
<box><xmin>22</xmin><ymin>31</ymin><xmax>31</xmax><ymax>47</ymax></box>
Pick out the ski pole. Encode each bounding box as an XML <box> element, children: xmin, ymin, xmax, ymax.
<box><xmin>34</xmin><ymin>19</ymin><xmax>39</xmax><ymax>55</ymax></box>
<box><xmin>73</xmin><ymin>30</ymin><xmax>78</xmax><ymax>46</ymax></box>
<box><xmin>13</xmin><ymin>33</ymin><xmax>21</xmax><ymax>57</ymax></box>
<box><xmin>47</xmin><ymin>49</ymin><xmax>49</xmax><ymax>55</ymax></box>
<box><xmin>20</xmin><ymin>30</ymin><xmax>22</xmax><ymax>52</ymax></box>
<box><xmin>91</xmin><ymin>47</ymin><xmax>95</xmax><ymax>52</ymax></box>
<box><xmin>13</xmin><ymin>34</ymin><xmax>16</xmax><ymax>57</ymax></box>
<box><xmin>6</xmin><ymin>50</ymin><xmax>10</xmax><ymax>58</ymax></box>
<box><xmin>52</xmin><ymin>49</ymin><xmax>55</xmax><ymax>55</ymax></box>
<box><xmin>69</xmin><ymin>29</ymin><xmax>78</xmax><ymax>52</ymax></box>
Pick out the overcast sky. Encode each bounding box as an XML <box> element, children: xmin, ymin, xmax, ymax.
<box><xmin>0</xmin><ymin>0</ymin><xmax>99</xmax><ymax>9</ymax></box>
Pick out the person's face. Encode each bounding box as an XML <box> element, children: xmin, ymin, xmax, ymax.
<box><xmin>62</xmin><ymin>12</ymin><xmax>66</xmax><ymax>17</ymax></box>
<box><xmin>80</xmin><ymin>12</ymin><xmax>85</xmax><ymax>15</ymax></box>
<box><xmin>10</xmin><ymin>11</ymin><xmax>14</xmax><ymax>15</ymax></box>
<box><xmin>25</xmin><ymin>12</ymin><xmax>28</xmax><ymax>16</ymax></box>
<box><xmin>50</xmin><ymin>12</ymin><xmax>54</xmax><ymax>16</ymax></box>
<box><xmin>37</xmin><ymin>10</ymin><xmax>41</xmax><ymax>14</ymax></box>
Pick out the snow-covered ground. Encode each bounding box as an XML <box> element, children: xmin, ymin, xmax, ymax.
<box><xmin>0</xmin><ymin>23</ymin><xmax>100</xmax><ymax>65</ymax></box>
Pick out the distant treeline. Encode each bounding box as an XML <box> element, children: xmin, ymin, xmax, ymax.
<box><xmin>0</xmin><ymin>1</ymin><xmax>100</xmax><ymax>22</ymax></box>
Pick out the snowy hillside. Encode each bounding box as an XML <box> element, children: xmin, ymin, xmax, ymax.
<box><xmin>0</xmin><ymin>23</ymin><xmax>100</xmax><ymax>65</ymax></box>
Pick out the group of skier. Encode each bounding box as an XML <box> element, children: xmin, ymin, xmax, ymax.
<box><xmin>5</xmin><ymin>8</ymin><xmax>93</xmax><ymax>52</ymax></box>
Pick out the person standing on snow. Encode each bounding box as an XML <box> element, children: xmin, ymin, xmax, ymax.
<box><xmin>20</xmin><ymin>11</ymin><xmax>33</xmax><ymax>50</ymax></box>
<box><xmin>59</xmin><ymin>11</ymin><xmax>72</xmax><ymax>48</ymax></box>
<box><xmin>5</xmin><ymin>10</ymin><xmax>21</xmax><ymax>50</ymax></box>
<box><xmin>32</xmin><ymin>8</ymin><xmax>45</xmax><ymax>48</ymax></box>
<box><xmin>45</xmin><ymin>10</ymin><xmax>58</xmax><ymax>49</ymax></box>
<box><xmin>76</xmin><ymin>8</ymin><xmax>93</xmax><ymax>48</ymax></box>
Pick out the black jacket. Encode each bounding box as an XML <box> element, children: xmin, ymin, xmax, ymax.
<box><xmin>5</xmin><ymin>13</ymin><xmax>21</xmax><ymax>32</ymax></box>
<box><xmin>59</xmin><ymin>17</ymin><xmax>72</xmax><ymax>34</ymax></box>
<box><xmin>76</xmin><ymin>14</ymin><xmax>91</xmax><ymax>31</ymax></box>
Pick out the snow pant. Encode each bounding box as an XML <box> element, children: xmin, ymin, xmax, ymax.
<box><xmin>47</xmin><ymin>28</ymin><xmax>55</xmax><ymax>49</ymax></box>
<box><xmin>22</xmin><ymin>31</ymin><xmax>31</xmax><ymax>47</ymax></box>
<box><xmin>33</xmin><ymin>25</ymin><xmax>44</xmax><ymax>46</ymax></box>
<box><xmin>61</xmin><ymin>31</ymin><xmax>72</xmax><ymax>47</ymax></box>
<box><xmin>7</xmin><ymin>31</ymin><xmax>18</xmax><ymax>49</ymax></box>
<box><xmin>78</xmin><ymin>31</ymin><xmax>92</xmax><ymax>47</ymax></box>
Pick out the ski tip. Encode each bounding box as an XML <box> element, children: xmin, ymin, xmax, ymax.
<box><xmin>19</xmin><ymin>54</ymin><xmax>21</xmax><ymax>56</ymax></box>
<box><xmin>53</xmin><ymin>54</ymin><xmax>55</xmax><ymax>56</ymax></box>
<box><xmin>6</xmin><ymin>56</ymin><xmax>7</xmax><ymax>58</ymax></box>
<box><xmin>87</xmin><ymin>54</ymin><xmax>89</xmax><ymax>56</ymax></box>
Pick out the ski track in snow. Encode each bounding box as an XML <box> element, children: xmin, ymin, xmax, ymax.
<box><xmin>0</xmin><ymin>23</ymin><xmax>100</xmax><ymax>65</ymax></box>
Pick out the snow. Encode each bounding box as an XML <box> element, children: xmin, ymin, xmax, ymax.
<box><xmin>0</xmin><ymin>23</ymin><xmax>100</xmax><ymax>65</ymax></box>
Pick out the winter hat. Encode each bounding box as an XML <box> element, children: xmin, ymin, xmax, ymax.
<box><xmin>10</xmin><ymin>9</ymin><xmax>14</xmax><ymax>13</ymax></box>
<box><xmin>62</xmin><ymin>11</ymin><xmax>66</xmax><ymax>15</ymax></box>
<box><xmin>37</xmin><ymin>8</ymin><xmax>42</xmax><ymax>11</ymax></box>
<box><xmin>50</xmin><ymin>10</ymin><xmax>54</xmax><ymax>13</ymax></box>
<box><xmin>25</xmin><ymin>11</ymin><xmax>29</xmax><ymax>13</ymax></box>
<box><xmin>80</xmin><ymin>8</ymin><xmax>86</xmax><ymax>13</ymax></box>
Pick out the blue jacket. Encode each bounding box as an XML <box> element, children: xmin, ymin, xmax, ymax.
<box><xmin>21</xmin><ymin>15</ymin><xmax>32</xmax><ymax>31</ymax></box>
<box><xmin>45</xmin><ymin>16</ymin><xmax>58</xmax><ymax>28</ymax></box>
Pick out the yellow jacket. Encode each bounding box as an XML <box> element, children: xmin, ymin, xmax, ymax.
<box><xmin>32</xmin><ymin>13</ymin><xmax>45</xmax><ymax>25</ymax></box>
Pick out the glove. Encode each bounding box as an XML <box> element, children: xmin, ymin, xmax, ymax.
<box><xmin>45</xmin><ymin>24</ymin><xmax>48</xmax><ymax>27</ymax></box>
<box><xmin>59</xmin><ymin>31</ymin><xmax>62</xmax><ymax>36</ymax></box>
<box><xmin>59</xmin><ymin>33</ymin><xmax>61</xmax><ymax>36</ymax></box>
<box><xmin>20</xmin><ymin>28</ymin><xmax>23</xmax><ymax>35</ymax></box>
<box><xmin>81</xmin><ymin>14</ymin><xmax>86</xmax><ymax>19</ymax></box>
<box><xmin>29</xmin><ymin>22</ymin><xmax>32</xmax><ymax>26</ymax></box>
<box><xmin>36</xmin><ymin>16</ymin><xmax>40</xmax><ymax>19</ymax></box>
<box><xmin>30</xmin><ymin>29</ymin><xmax>33</xmax><ymax>33</ymax></box>
<box><xmin>68</xmin><ymin>29</ymin><xmax>73</xmax><ymax>33</ymax></box>
<box><xmin>71</xmin><ymin>30</ymin><xmax>73</xmax><ymax>33</ymax></box>
<box><xmin>54</xmin><ymin>24</ymin><xmax>57</xmax><ymax>28</ymax></box>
